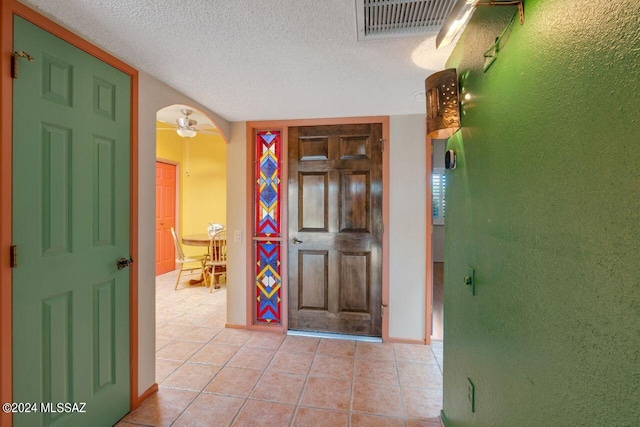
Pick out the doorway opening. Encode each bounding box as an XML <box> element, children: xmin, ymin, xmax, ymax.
<box><xmin>431</xmin><ymin>139</ymin><xmax>446</xmax><ymax>341</ymax></box>
<box><xmin>245</xmin><ymin>117</ymin><xmax>390</xmax><ymax>339</ymax></box>
<box><xmin>155</xmin><ymin>104</ymin><xmax>227</xmax><ymax>281</ymax></box>
<box><xmin>153</xmin><ymin>104</ymin><xmax>228</xmax><ymax>377</ymax></box>
<box><xmin>155</xmin><ymin>104</ymin><xmax>227</xmax><ymax>298</ymax></box>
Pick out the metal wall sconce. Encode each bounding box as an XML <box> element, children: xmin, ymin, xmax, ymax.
<box><xmin>425</xmin><ymin>68</ymin><xmax>461</xmax><ymax>139</ymax></box>
<box><xmin>436</xmin><ymin>0</ymin><xmax>524</xmax><ymax>49</ymax></box>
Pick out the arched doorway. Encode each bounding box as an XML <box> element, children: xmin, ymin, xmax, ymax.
<box><xmin>153</xmin><ymin>105</ymin><xmax>229</xmax><ymax>384</ymax></box>
<box><xmin>154</xmin><ymin>105</ymin><xmax>226</xmax><ymax>278</ymax></box>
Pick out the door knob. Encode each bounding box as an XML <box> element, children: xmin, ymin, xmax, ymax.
<box><xmin>292</xmin><ymin>238</ymin><xmax>303</xmax><ymax>244</ymax></box>
<box><xmin>117</xmin><ymin>257</ymin><xmax>134</xmax><ymax>270</ymax></box>
<box><xmin>161</xmin><ymin>222</ymin><xmax>164</xmax><ymax>225</ymax></box>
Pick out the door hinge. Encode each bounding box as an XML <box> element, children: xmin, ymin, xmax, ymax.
<box><xmin>381</xmin><ymin>303</ymin><xmax>388</xmax><ymax>317</ymax></box>
<box><xmin>380</xmin><ymin>138</ymin><xmax>386</xmax><ymax>151</ymax></box>
<box><xmin>10</xmin><ymin>245</ymin><xmax>18</xmax><ymax>268</ymax></box>
<box><xmin>382</xmin><ymin>222</ymin><xmax>384</xmax><ymax>234</ymax></box>
<box><xmin>12</xmin><ymin>51</ymin><xmax>34</xmax><ymax>79</ymax></box>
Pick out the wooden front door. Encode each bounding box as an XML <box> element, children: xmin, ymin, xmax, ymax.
<box><xmin>12</xmin><ymin>16</ymin><xmax>131</xmax><ymax>426</ymax></box>
<box><xmin>155</xmin><ymin>162</ymin><xmax>176</xmax><ymax>275</ymax></box>
<box><xmin>288</xmin><ymin>124</ymin><xmax>383</xmax><ymax>336</ymax></box>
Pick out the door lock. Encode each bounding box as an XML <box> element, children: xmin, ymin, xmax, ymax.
<box><xmin>464</xmin><ymin>267</ymin><xmax>475</xmax><ymax>295</ymax></box>
<box><xmin>117</xmin><ymin>257</ymin><xmax>134</xmax><ymax>270</ymax></box>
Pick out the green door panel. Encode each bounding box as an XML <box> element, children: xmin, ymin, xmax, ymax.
<box><xmin>12</xmin><ymin>16</ymin><xmax>131</xmax><ymax>427</ymax></box>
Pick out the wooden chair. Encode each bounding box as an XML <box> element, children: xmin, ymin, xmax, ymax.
<box><xmin>205</xmin><ymin>230</ymin><xmax>227</xmax><ymax>292</ymax></box>
<box><xmin>170</xmin><ymin>227</ymin><xmax>206</xmax><ymax>290</ymax></box>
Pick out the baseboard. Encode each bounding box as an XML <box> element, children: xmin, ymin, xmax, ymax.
<box><xmin>226</xmin><ymin>323</ymin><xmax>286</xmax><ymax>334</ymax></box>
<box><xmin>385</xmin><ymin>337</ymin><xmax>427</xmax><ymax>345</ymax></box>
<box><xmin>250</xmin><ymin>324</ymin><xmax>286</xmax><ymax>334</ymax></box>
<box><xmin>288</xmin><ymin>330</ymin><xmax>381</xmax><ymax>342</ymax></box>
<box><xmin>440</xmin><ymin>410</ymin><xmax>450</xmax><ymax>427</ymax></box>
<box><xmin>225</xmin><ymin>323</ymin><xmax>247</xmax><ymax>329</ymax></box>
<box><xmin>138</xmin><ymin>383</ymin><xmax>158</xmax><ymax>404</ymax></box>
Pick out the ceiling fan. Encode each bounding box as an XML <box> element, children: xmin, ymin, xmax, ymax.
<box><xmin>157</xmin><ymin>108</ymin><xmax>219</xmax><ymax>138</ymax></box>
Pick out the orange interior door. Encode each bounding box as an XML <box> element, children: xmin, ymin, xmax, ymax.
<box><xmin>156</xmin><ymin>162</ymin><xmax>177</xmax><ymax>275</ymax></box>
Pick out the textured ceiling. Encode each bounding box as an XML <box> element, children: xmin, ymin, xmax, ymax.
<box><xmin>22</xmin><ymin>0</ymin><xmax>455</xmax><ymax>122</ymax></box>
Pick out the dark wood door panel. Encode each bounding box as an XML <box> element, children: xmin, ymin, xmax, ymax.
<box><xmin>298</xmin><ymin>172</ymin><xmax>329</xmax><ymax>231</ymax></box>
<box><xmin>339</xmin><ymin>251</ymin><xmax>371</xmax><ymax>313</ymax></box>
<box><xmin>298</xmin><ymin>250</ymin><xmax>329</xmax><ymax>310</ymax></box>
<box><xmin>288</xmin><ymin>123</ymin><xmax>382</xmax><ymax>336</ymax></box>
<box><xmin>339</xmin><ymin>135</ymin><xmax>372</xmax><ymax>160</ymax></box>
<box><xmin>296</xmin><ymin>310</ymin><xmax>375</xmax><ymax>335</ymax></box>
<box><xmin>298</xmin><ymin>136</ymin><xmax>329</xmax><ymax>161</ymax></box>
<box><xmin>340</xmin><ymin>171</ymin><xmax>371</xmax><ymax>232</ymax></box>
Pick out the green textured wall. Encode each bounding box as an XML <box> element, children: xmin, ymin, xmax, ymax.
<box><xmin>442</xmin><ymin>0</ymin><xmax>640</xmax><ymax>425</ymax></box>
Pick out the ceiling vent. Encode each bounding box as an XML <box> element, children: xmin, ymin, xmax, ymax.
<box><xmin>356</xmin><ymin>0</ymin><xmax>458</xmax><ymax>41</ymax></box>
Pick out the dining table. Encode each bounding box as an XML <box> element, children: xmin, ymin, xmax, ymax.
<box><xmin>181</xmin><ymin>233</ymin><xmax>212</xmax><ymax>285</ymax></box>
<box><xmin>181</xmin><ymin>233</ymin><xmax>212</xmax><ymax>248</ymax></box>
<box><xmin>181</xmin><ymin>233</ymin><xmax>225</xmax><ymax>286</ymax></box>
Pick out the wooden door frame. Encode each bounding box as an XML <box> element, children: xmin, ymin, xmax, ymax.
<box><xmin>425</xmin><ymin>137</ymin><xmax>434</xmax><ymax>345</ymax></box>
<box><xmin>155</xmin><ymin>159</ymin><xmax>180</xmax><ymax>273</ymax></box>
<box><xmin>0</xmin><ymin>2</ymin><xmax>140</xmax><ymax>425</ymax></box>
<box><xmin>245</xmin><ymin>117</ymin><xmax>390</xmax><ymax>340</ymax></box>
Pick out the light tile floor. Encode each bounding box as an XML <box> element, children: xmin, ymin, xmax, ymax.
<box><xmin>116</xmin><ymin>270</ymin><xmax>443</xmax><ymax>427</ymax></box>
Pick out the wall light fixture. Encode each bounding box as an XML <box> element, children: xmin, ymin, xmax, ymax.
<box><xmin>425</xmin><ymin>68</ymin><xmax>461</xmax><ymax>139</ymax></box>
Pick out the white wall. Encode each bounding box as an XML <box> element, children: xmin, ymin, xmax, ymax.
<box><xmin>225</xmin><ymin>122</ymin><xmax>248</xmax><ymax>325</ymax></box>
<box><xmin>388</xmin><ymin>115</ymin><xmax>427</xmax><ymax>341</ymax></box>
<box><xmin>432</xmin><ymin>139</ymin><xmax>446</xmax><ymax>263</ymax></box>
<box><xmin>223</xmin><ymin>116</ymin><xmax>428</xmax><ymax>342</ymax></box>
<box><xmin>137</xmin><ymin>71</ymin><xmax>230</xmax><ymax>395</ymax></box>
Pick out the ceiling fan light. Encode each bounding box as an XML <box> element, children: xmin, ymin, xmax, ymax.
<box><xmin>177</xmin><ymin>117</ymin><xmax>196</xmax><ymax>127</ymax></box>
<box><xmin>177</xmin><ymin>128</ymin><xmax>197</xmax><ymax>138</ymax></box>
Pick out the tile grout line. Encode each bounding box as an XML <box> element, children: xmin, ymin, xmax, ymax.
<box><xmin>288</xmin><ymin>337</ymin><xmax>321</xmax><ymax>427</ymax></box>
<box><xmin>200</xmin><ymin>334</ymin><xmax>255</xmax><ymax>426</ymax></box>
<box><xmin>393</xmin><ymin>344</ymin><xmax>410</xmax><ymax>427</ymax></box>
<box><xmin>150</xmin><ymin>270</ymin><xmax>231</xmax><ymax>426</ymax></box>
<box><xmin>430</xmin><ymin>343</ymin><xmax>443</xmax><ymax>375</ymax></box>
<box><xmin>165</xmin><ymin>326</ymin><xmax>227</xmax><ymax>426</ymax></box>
<box><xmin>348</xmin><ymin>342</ymin><xmax>359</xmax><ymax>427</ymax></box>
<box><xmin>227</xmin><ymin>333</ymin><xmax>287</xmax><ymax>426</ymax></box>
<box><xmin>155</xmin><ymin>325</ymin><xmax>225</xmax><ymax>387</ymax></box>
<box><xmin>149</xmin><ymin>271</ymin><xmax>443</xmax><ymax>426</ymax></box>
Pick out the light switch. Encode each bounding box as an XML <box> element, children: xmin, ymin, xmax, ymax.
<box><xmin>234</xmin><ymin>230</ymin><xmax>242</xmax><ymax>243</ymax></box>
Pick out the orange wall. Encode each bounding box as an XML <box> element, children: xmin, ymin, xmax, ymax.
<box><xmin>156</xmin><ymin>121</ymin><xmax>226</xmax><ymax>257</ymax></box>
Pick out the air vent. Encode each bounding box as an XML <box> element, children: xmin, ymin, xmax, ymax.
<box><xmin>356</xmin><ymin>0</ymin><xmax>458</xmax><ymax>40</ymax></box>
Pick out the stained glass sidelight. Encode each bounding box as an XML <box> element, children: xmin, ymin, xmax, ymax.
<box><xmin>255</xmin><ymin>131</ymin><xmax>282</xmax><ymax>324</ymax></box>
<box><xmin>256</xmin><ymin>241</ymin><xmax>281</xmax><ymax>323</ymax></box>
<box><xmin>255</xmin><ymin>131</ymin><xmax>281</xmax><ymax>237</ymax></box>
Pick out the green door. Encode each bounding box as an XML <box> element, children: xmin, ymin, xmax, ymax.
<box><xmin>12</xmin><ymin>16</ymin><xmax>131</xmax><ymax>427</ymax></box>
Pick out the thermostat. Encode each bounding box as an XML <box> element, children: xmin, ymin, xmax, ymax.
<box><xmin>445</xmin><ymin>149</ymin><xmax>456</xmax><ymax>170</ymax></box>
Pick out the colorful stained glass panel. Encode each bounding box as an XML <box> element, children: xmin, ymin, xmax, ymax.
<box><xmin>256</xmin><ymin>241</ymin><xmax>281</xmax><ymax>323</ymax></box>
<box><xmin>256</xmin><ymin>131</ymin><xmax>281</xmax><ymax>237</ymax></box>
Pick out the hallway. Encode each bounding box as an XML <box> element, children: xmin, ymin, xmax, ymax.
<box><xmin>116</xmin><ymin>271</ymin><xmax>443</xmax><ymax>426</ymax></box>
